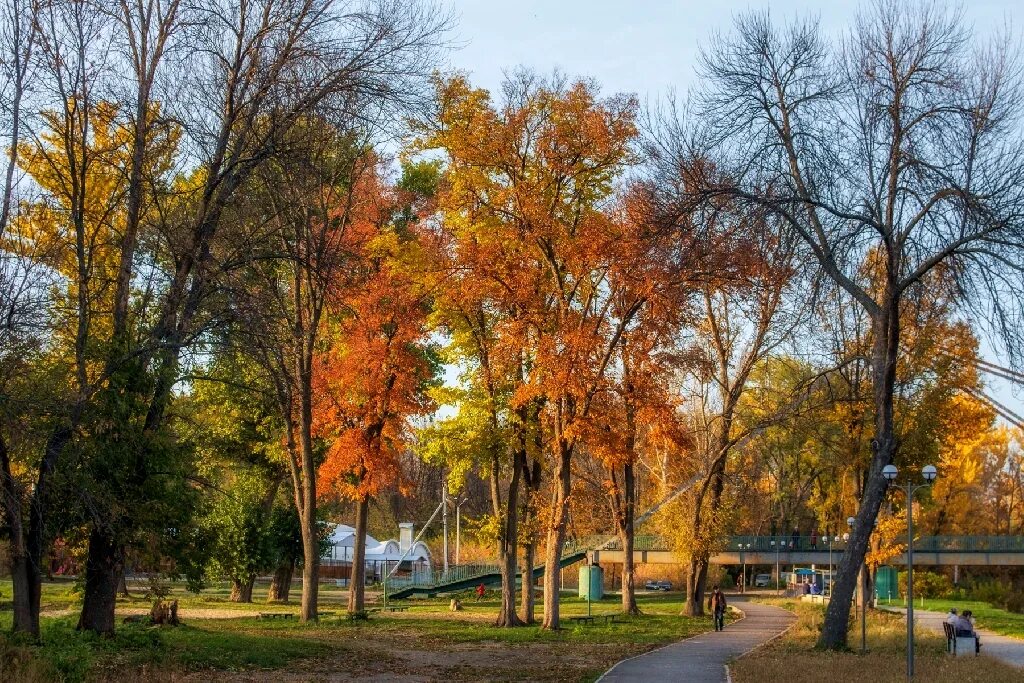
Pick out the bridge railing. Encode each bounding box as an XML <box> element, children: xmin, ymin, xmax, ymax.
<box><xmin>727</xmin><ymin>535</ymin><xmax>1024</xmax><ymax>553</ymax></box>
<box><xmin>393</xmin><ymin>563</ymin><xmax>502</xmax><ymax>590</ymax></box>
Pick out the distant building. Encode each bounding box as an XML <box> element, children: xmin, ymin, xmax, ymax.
<box><xmin>321</xmin><ymin>522</ymin><xmax>432</xmax><ymax>585</ymax></box>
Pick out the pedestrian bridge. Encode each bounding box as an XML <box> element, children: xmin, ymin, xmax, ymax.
<box><xmin>585</xmin><ymin>535</ymin><xmax>1024</xmax><ymax>567</ymax></box>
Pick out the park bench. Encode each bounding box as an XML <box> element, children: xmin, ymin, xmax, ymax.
<box><xmin>942</xmin><ymin>622</ymin><xmax>979</xmax><ymax>657</ymax></box>
<box><xmin>257</xmin><ymin>612</ymin><xmax>294</xmax><ymax>620</ymax></box>
<box><xmin>380</xmin><ymin>605</ymin><xmax>408</xmax><ymax>612</ymax></box>
<box><xmin>567</xmin><ymin>615</ymin><xmax>595</xmax><ymax>625</ymax></box>
<box><xmin>595</xmin><ymin>614</ymin><xmax>620</xmax><ymax>625</ymax></box>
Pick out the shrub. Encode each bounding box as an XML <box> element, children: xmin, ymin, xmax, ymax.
<box><xmin>1004</xmin><ymin>592</ymin><xmax>1024</xmax><ymax>614</ymax></box>
<box><xmin>970</xmin><ymin>580</ymin><xmax>1011</xmax><ymax>608</ymax></box>
<box><xmin>897</xmin><ymin>570</ymin><xmax>953</xmax><ymax>599</ymax></box>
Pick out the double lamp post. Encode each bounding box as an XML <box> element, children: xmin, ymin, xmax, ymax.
<box><xmin>882</xmin><ymin>463</ymin><xmax>938</xmax><ymax>681</ymax></box>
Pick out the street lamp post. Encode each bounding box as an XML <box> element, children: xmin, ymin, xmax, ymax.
<box><xmin>771</xmin><ymin>539</ymin><xmax>780</xmax><ymax>596</ymax></box>
<box><xmin>827</xmin><ymin>535</ymin><xmax>833</xmax><ymax>597</ymax></box>
<box><xmin>739</xmin><ymin>543</ymin><xmax>749</xmax><ymax>593</ymax></box>
<box><xmin>882</xmin><ymin>463</ymin><xmax>938</xmax><ymax>681</ymax></box>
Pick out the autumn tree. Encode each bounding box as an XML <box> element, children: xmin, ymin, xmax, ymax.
<box><xmin>312</xmin><ymin>166</ymin><xmax>439</xmax><ymax>615</ymax></box>
<box><xmin>0</xmin><ymin>0</ymin><xmax>449</xmax><ymax>637</ymax></box>
<box><xmin>687</xmin><ymin>1</ymin><xmax>1024</xmax><ymax>648</ymax></box>
<box><xmin>421</xmin><ymin>71</ymin><xmax>666</xmax><ymax>629</ymax></box>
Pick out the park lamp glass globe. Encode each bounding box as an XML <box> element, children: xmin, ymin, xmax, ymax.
<box><xmin>847</xmin><ymin>516</ymin><xmax>856</xmax><ymax>528</ymax></box>
<box><xmin>882</xmin><ymin>464</ymin><xmax>899</xmax><ymax>481</ymax></box>
<box><xmin>922</xmin><ymin>464</ymin><xmax>938</xmax><ymax>482</ymax></box>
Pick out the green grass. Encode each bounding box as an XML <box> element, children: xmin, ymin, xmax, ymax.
<box><xmin>731</xmin><ymin>599</ymin><xmax>1024</xmax><ymax>683</ymax></box>
<box><xmin>914</xmin><ymin>598</ymin><xmax>1024</xmax><ymax>640</ymax></box>
<box><xmin>0</xmin><ymin>583</ymin><xmax>712</xmax><ymax>682</ymax></box>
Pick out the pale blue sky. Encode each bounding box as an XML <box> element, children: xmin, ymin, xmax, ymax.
<box><xmin>447</xmin><ymin>0</ymin><xmax>1018</xmax><ymax>99</ymax></box>
<box><xmin>444</xmin><ymin>0</ymin><xmax>1024</xmax><ymax>415</ymax></box>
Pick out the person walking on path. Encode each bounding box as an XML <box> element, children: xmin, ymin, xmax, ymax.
<box><xmin>810</xmin><ymin>529</ymin><xmax>818</xmax><ymax>550</ymax></box>
<box><xmin>790</xmin><ymin>527</ymin><xmax>800</xmax><ymax>551</ymax></box>
<box><xmin>708</xmin><ymin>585</ymin><xmax>728</xmax><ymax>632</ymax></box>
<box><xmin>475</xmin><ymin>583</ymin><xmax>485</xmax><ymax>601</ymax></box>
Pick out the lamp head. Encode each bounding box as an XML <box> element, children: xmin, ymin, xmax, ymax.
<box><xmin>922</xmin><ymin>464</ymin><xmax>937</xmax><ymax>482</ymax></box>
<box><xmin>847</xmin><ymin>516</ymin><xmax>856</xmax><ymax>528</ymax></box>
<box><xmin>882</xmin><ymin>464</ymin><xmax>899</xmax><ymax>481</ymax></box>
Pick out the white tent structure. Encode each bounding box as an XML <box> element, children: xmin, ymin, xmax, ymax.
<box><xmin>322</xmin><ymin>522</ymin><xmax>432</xmax><ymax>585</ymax></box>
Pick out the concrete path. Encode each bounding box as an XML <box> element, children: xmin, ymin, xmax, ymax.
<box><xmin>597</xmin><ymin>598</ymin><xmax>796</xmax><ymax>683</ymax></box>
<box><xmin>886</xmin><ymin>607</ymin><xmax>1024</xmax><ymax>669</ymax></box>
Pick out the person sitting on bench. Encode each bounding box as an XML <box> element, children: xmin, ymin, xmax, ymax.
<box><xmin>955</xmin><ymin>610</ymin><xmax>981</xmax><ymax>653</ymax></box>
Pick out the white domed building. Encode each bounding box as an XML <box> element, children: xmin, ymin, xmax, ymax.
<box><xmin>321</xmin><ymin>522</ymin><xmax>433</xmax><ymax>586</ymax></box>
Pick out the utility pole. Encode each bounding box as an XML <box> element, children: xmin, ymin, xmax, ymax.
<box><xmin>455</xmin><ymin>497</ymin><xmax>462</xmax><ymax>565</ymax></box>
<box><xmin>442</xmin><ymin>482</ymin><xmax>450</xmax><ymax>574</ymax></box>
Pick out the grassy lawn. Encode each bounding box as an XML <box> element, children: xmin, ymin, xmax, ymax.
<box><xmin>0</xmin><ymin>582</ymin><xmax>714</xmax><ymax>682</ymax></box>
<box><xmin>730</xmin><ymin>600</ymin><xmax>1024</xmax><ymax>683</ymax></box>
<box><xmin>913</xmin><ymin>599</ymin><xmax>1024</xmax><ymax>640</ymax></box>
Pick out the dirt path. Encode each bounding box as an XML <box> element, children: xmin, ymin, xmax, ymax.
<box><xmin>40</xmin><ymin>606</ymin><xmax>265</xmax><ymax>619</ymax></box>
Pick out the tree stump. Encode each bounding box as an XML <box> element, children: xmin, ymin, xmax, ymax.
<box><xmin>449</xmin><ymin>598</ymin><xmax>462</xmax><ymax>612</ymax></box>
<box><xmin>150</xmin><ymin>599</ymin><xmax>180</xmax><ymax>626</ymax></box>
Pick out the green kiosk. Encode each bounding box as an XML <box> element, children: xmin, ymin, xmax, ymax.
<box><xmin>875</xmin><ymin>566</ymin><xmax>898</xmax><ymax>603</ymax></box>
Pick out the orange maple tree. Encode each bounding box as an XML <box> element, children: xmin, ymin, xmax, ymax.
<box><xmin>310</xmin><ymin>165</ymin><xmax>438</xmax><ymax>613</ymax></box>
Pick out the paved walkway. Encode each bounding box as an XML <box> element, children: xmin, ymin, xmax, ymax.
<box><xmin>598</xmin><ymin>598</ymin><xmax>796</xmax><ymax>682</ymax></box>
<box><xmin>885</xmin><ymin>607</ymin><xmax>1024</xmax><ymax>669</ymax></box>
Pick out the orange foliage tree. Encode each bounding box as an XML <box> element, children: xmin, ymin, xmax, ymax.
<box><xmin>312</xmin><ymin>164</ymin><xmax>439</xmax><ymax>614</ymax></box>
<box><xmin>420</xmin><ymin>71</ymin><xmax>708</xmax><ymax>628</ymax></box>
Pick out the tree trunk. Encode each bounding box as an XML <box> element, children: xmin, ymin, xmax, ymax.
<box><xmin>519</xmin><ymin>437</ymin><xmax>543</xmax><ymax>625</ymax></box>
<box><xmin>683</xmin><ymin>555</ymin><xmax>712</xmax><ymax>616</ymax></box>
<box><xmin>77</xmin><ymin>526</ymin><xmax>124</xmax><ymax>634</ymax></box>
<box><xmin>230</xmin><ymin>576</ymin><xmax>255</xmax><ymax>603</ymax></box>
<box><xmin>347</xmin><ymin>495</ymin><xmax>369</xmax><ymax>614</ymax></box>
<box><xmin>683</xmin><ymin>424</ymin><xmax>730</xmax><ymax>617</ymax></box>
<box><xmin>118</xmin><ymin>569</ymin><xmax>130</xmax><ymax>598</ymax></box>
<box><xmin>0</xmin><ymin>435</ymin><xmax>38</xmax><ymax>637</ymax></box>
<box><xmin>494</xmin><ymin>447</ymin><xmax>523</xmax><ymax>627</ymax></box>
<box><xmin>819</xmin><ymin>309</ymin><xmax>899</xmax><ymax>650</ymax></box>
<box><xmin>541</xmin><ymin>441</ymin><xmax>572</xmax><ymax>630</ymax></box>
<box><xmin>619</xmin><ymin>461</ymin><xmax>639</xmax><ymax>615</ymax></box>
<box><xmin>8</xmin><ymin>553</ymin><xmax>36</xmax><ymax>637</ymax></box>
<box><xmin>520</xmin><ymin>539</ymin><xmax>537</xmax><ymax>624</ymax></box>
<box><xmin>298</xmin><ymin>370</ymin><xmax>319</xmax><ymax>623</ymax></box>
<box><xmin>268</xmin><ymin>560</ymin><xmax>295</xmax><ymax>603</ymax></box>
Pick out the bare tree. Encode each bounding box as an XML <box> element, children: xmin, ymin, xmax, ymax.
<box><xmin>677</xmin><ymin>214</ymin><xmax>797</xmax><ymax>615</ymax></box>
<box><xmin>0</xmin><ymin>0</ymin><xmax>45</xmax><ymax>636</ymax></box>
<box><xmin>687</xmin><ymin>0</ymin><xmax>1024</xmax><ymax>648</ymax></box>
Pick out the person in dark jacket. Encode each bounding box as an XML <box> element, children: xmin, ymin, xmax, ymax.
<box><xmin>708</xmin><ymin>585</ymin><xmax>728</xmax><ymax>631</ymax></box>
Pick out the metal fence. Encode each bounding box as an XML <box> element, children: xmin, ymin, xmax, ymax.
<box><xmin>727</xmin><ymin>535</ymin><xmax>1024</xmax><ymax>553</ymax></box>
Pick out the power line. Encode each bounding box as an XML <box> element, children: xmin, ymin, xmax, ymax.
<box><xmin>961</xmin><ymin>386</ymin><xmax>1024</xmax><ymax>430</ymax></box>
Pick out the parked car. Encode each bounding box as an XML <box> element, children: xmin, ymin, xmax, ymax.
<box><xmin>644</xmin><ymin>580</ymin><xmax>673</xmax><ymax>591</ymax></box>
<box><xmin>754</xmin><ymin>573</ymin><xmax>772</xmax><ymax>588</ymax></box>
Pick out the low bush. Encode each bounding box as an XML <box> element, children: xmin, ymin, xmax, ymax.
<box><xmin>897</xmin><ymin>571</ymin><xmax>952</xmax><ymax>599</ymax></box>
<box><xmin>970</xmin><ymin>580</ymin><xmax>1007</xmax><ymax>606</ymax></box>
<box><xmin>1004</xmin><ymin>593</ymin><xmax>1024</xmax><ymax>614</ymax></box>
